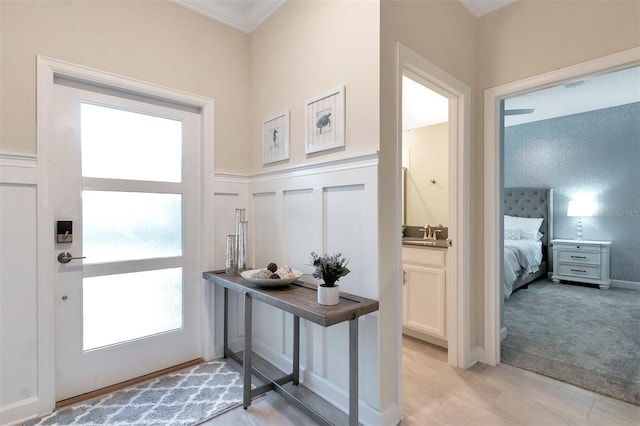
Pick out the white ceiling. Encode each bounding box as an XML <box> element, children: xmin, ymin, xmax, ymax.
<box><xmin>170</xmin><ymin>0</ymin><xmax>286</xmax><ymax>33</ymax></box>
<box><xmin>504</xmin><ymin>66</ymin><xmax>640</xmax><ymax>127</ymax></box>
<box><xmin>404</xmin><ymin>66</ymin><xmax>640</xmax><ymax>131</ymax></box>
<box><xmin>458</xmin><ymin>0</ymin><xmax>519</xmax><ymax>17</ymax></box>
<box><xmin>171</xmin><ymin>0</ymin><xmax>518</xmax><ymax>34</ymax></box>
<box><xmin>403</xmin><ymin>76</ymin><xmax>448</xmax><ymax>131</ymax></box>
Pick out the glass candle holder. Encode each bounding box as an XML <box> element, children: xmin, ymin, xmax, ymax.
<box><xmin>238</xmin><ymin>220</ymin><xmax>248</xmax><ymax>270</ymax></box>
<box><xmin>225</xmin><ymin>234</ymin><xmax>238</xmax><ymax>275</ymax></box>
<box><xmin>235</xmin><ymin>208</ymin><xmax>245</xmax><ymax>247</ymax></box>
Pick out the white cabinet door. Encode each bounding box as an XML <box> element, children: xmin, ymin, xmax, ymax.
<box><xmin>402</xmin><ymin>263</ymin><xmax>447</xmax><ymax>339</ymax></box>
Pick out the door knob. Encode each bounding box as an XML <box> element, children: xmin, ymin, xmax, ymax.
<box><xmin>57</xmin><ymin>251</ymin><xmax>86</xmax><ymax>264</ymax></box>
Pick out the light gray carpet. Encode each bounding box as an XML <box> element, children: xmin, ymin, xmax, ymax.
<box><xmin>502</xmin><ymin>279</ymin><xmax>640</xmax><ymax>406</ymax></box>
<box><xmin>26</xmin><ymin>360</ymin><xmax>243</xmax><ymax>425</ymax></box>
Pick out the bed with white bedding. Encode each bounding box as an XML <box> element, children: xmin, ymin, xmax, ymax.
<box><xmin>503</xmin><ymin>239</ymin><xmax>543</xmax><ymax>299</ymax></box>
<box><xmin>503</xmin><ymin>188</ymin><xmax>553</xmax><ymax>299</ymax></box>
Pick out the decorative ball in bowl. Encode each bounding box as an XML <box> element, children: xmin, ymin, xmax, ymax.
<box><xmin>240</xmin><ymin>263</ymin><xmax>302</xmax><ymax>287</ymax></box>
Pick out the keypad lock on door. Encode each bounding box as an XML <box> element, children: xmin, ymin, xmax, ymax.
<box><xmin>57</xmin><ymin>220</ymin><xmax>73</xmax><ymax>243</ymax></box>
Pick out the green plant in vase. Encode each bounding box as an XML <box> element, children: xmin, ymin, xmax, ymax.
<box><xmin>310</xmin><ymin>251</ymin><xmax>350</xmax><ymax>287</ymax></box>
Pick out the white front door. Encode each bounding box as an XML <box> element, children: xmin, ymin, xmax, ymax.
<box><xmin>53</xmin><ymin>80</ymin><xmax>202</xmax><ymax>401</ymax></box>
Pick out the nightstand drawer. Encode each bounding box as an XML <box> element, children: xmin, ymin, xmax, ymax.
<box><xmin>557</xmin><ymin>263</ymin><xmax>601</xmax><ymax>280</ymax></box>
<box><xmin>557</xmin><ymin>251</ymin><xmax>600</xmax><ymax>265</ymax></box>
<box><xmin>554</xmin><ymin>243</ymin><xmax>601</xmax><ymax>252</ymax></box>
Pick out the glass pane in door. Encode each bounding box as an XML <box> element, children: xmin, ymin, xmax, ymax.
<box><xmin>82</xmin><ymin>191</ymin><xmax>182</xmax><ymax>263</ymax></box>
<box><xmin>83</xmin><ymin>268</ymin><xmax>183</xmax><ymax>350</ymax></box>
<box><xmin>81</xmin><ymin>103</ymin><xmax>182</xmax><ymax>182</ymax></box>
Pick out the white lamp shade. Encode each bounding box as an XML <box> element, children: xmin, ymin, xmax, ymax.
<box><xmin>567</xmin><ymin>199</ymin><xmax>595</xmax><ymax>217</ymax></box>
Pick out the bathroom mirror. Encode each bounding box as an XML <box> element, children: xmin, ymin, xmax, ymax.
<box><xmin>402</xmin><ymin>125</ymin><xmax>449</xmax><ymax>226</ymax></box>
<box><xmin>402</xmin><ymin>75</ymin><xmax>449</xmax><ymax>227</ymax></box>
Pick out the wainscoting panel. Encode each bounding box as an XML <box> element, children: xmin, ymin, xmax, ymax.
<box><xmin>212</xmin><ymin>175</ymin><xmax>249</xmax><ymax>271</ymax></box>
<box><xmin>324</xmin><ymin>184</ymin><xmax>366</xmax><ymax>296</ymax></box>
<box><xmin>244</xmin><ymin>155</ymin><xmax>380</xmax><ymax>421</ymax></box>
<box><xmin>211</xmin><ymin>176</ymin><xmax>248</xmax><ymax>358</ymax></box>
<box><xmin>252</xmin><ymin>191</ymin><xmax>280</xmax><ymax>268</ymax></box>
<box><xmin>0</xmin><ymin>154</ymin><xmax>41</xmax><ymax>424</ymax></box>
<box><xmin>0</xmin><ymin>184</ymin><xmax>38</xmax><ymax>413</ymax></box>
<box><xmin>283</xmin><ymin>188</ymin><xmax>319</xmax><ymax>274</ymax></box>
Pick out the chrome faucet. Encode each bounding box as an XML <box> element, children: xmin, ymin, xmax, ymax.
<box><xmin>421</xmin><ymin>224</ymin><xmax>441</xmax><ymax>240</ymax></box>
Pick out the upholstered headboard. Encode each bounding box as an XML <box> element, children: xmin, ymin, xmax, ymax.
<box><xmin>504</xmin><ymin>187</ymin><xmax>554</xmax><ymax>259</ymax></box>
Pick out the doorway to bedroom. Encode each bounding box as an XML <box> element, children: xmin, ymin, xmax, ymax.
<box><xmin>498</xmin><ymin>64</ymin><xmax>640</xmax><ymax>405</ymax></box>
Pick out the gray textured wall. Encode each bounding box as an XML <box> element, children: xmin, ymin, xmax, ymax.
<box><xmin>505</xmin><ymin>102</ymin><xmax>640</xmax><ymax>282</ymax></box>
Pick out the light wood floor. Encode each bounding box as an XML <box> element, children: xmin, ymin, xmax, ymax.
<box><xmin>203</xmin><ymin>336</ymin><xmax>640</xmax><ymax>425</ymax></box>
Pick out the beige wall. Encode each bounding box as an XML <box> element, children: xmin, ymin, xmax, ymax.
<box><xmin>380</xmin><ymin>0</ymin><xmax>477</xmax><ymax>419</ymax></box>
<box><xmin>249</xmin><ymin>0</ymin><xmax>380</xmax><ymax>172</ymax></box>
<box><xmin>0</xmin><ymin>0</ymin><xmax>251</xmax><ymax>173</ymax></box>
<box><xmin>478</xmin><ymin>0</ymin><xmax>640</xmax><ymax>89</ymax></box>
<box><xmin>403</xmin><ymin>122</ymin><xmax>449</xmax><ymax>227</ymax></box>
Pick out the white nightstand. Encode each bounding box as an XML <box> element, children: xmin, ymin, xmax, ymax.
<box><xmin>551</xmin><ymin>239</ymin><xmax>612</xmax><ymax>289</ymax></box>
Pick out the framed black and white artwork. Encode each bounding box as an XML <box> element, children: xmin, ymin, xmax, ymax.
<box><xmin>262</xmin><ymin>111</ymin><xmax>289</xmax><ymax>164</ymax></box>
<box><xmin>305</xmin><ymin>85</ymin><xmax>345</xmax><ymax>154</ymax></box>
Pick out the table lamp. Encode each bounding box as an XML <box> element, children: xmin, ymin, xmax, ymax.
<box><xmin>567</xmin><ymin>198</ymin><xmax>595</xmax><ymax>240</ymax></box>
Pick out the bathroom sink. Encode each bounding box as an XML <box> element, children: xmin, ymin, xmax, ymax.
<box><xmin>402</xmin><ymin>237</ymin><xmax>448</xmax><ymax>248</ymax></box>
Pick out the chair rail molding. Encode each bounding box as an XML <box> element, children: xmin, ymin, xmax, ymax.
<box><xmin>0</xmin><ymin>152</ymin><xmax>38</xmax><ymax>184</ymax></box>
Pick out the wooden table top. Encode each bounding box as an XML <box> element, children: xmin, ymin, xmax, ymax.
<box><xmin>202</xmin><ymin>271</ymin><xmax>379</xmax><ymax>327</ymax></box>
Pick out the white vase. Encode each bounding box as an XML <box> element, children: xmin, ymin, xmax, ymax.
<box><xmin>317</xmin><ymin>284</ymin><xmax>340</xmax><ymax>305</ymax></box>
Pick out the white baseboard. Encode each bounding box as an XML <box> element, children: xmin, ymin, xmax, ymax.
<box><xmin>500</xmin><ymin>326</ymin><xmax>508</xmax><ymax>342</ymax></box>
<box><xmin>233</xmin><ymin>337</ymin><xmax>382</xmax><ymax>426</ymax></box>
<box><xmin>1</xmin><ymin>396</ymin><xmax>42</xmax><ymax>426</ymax></box>
<box><xmin>470</xmin><ymin>346</ymin><xmax>485</xmax><ymax>367</ymax></box>
<box><xmin>401</xmin><ymin>328</ymin><xmax>447</xmax><ymax>349</ymax></box>
<box><xmin>301</xmin><ymin>367</ymin><xmax>381</xmax><ymax>426</ymax></box>
<box><xmin>611</xmin><ymin>279</ymin><xmax>640</xmax><ymax>291</ymax></box>
<box><xmin>251</xmin><ymin>339</ymin><xmax>296</xmax><ymax>376</ymax></box>
<box><xmin>379</xmin><ymin>401</ymin><xmax>401</xmax><ymax>426</ymax></box>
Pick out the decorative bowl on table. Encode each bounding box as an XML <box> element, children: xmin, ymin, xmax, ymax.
<box><xmin>240</xmin><ymin>268</ymin><xmax>303</xmax><ymax>287</ymax></box>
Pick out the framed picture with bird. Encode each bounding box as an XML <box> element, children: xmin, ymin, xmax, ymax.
<box><xmin>305</xmin><ymin>85</ymin><xmax>345</xmax><ymax>154</ymax></box>
<box><xmin>262</xmin><ymin>110</ymin><xmax>289</xmax><ymax>164</ymax></box>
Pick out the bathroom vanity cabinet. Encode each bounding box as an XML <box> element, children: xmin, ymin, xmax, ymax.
<box><xmin>401</xmin><ymin>245</ymin><xmax>447</xmax><ymax>348</ymax></box>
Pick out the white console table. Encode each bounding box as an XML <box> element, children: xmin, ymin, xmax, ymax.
<box><xmin>551</xmin><ymin>239</ymin><xmax>612</xmax><ymax>289</ymax></box>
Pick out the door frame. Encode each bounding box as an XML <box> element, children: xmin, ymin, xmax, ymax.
<box><xmin>36</xmin><ymin>55</ymin><xmax>215</xmax><ymax>412</ymax></box>
<box><xmin>482</xmin><ymin>47</ymin><xmax>640</xmax><ymax>366</ymax></box>
<box><xmin>396</xmin><ymin>43</ymin><xmax>472</xmax><ymax>369</ymax></box>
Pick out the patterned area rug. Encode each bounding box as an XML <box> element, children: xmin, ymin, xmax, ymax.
<box><xmin>26</xmin><ymin>360</ymin><xmax>243</xmax><ymax>425</ymax></box>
